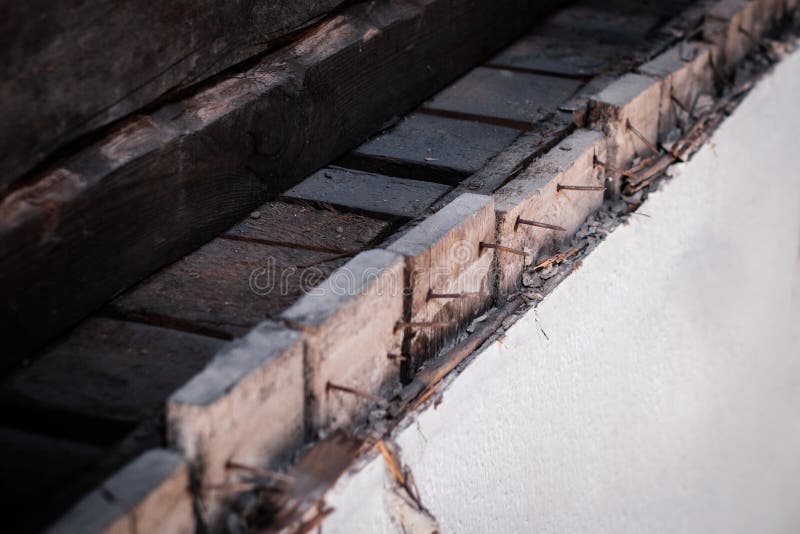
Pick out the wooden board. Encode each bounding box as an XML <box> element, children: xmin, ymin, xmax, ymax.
<box><xmin>490</xmin><ymin>30</ymin><xmax>634</xmax><ymax>77</ymax></box>
<box><xmin>282</xmin><ymin>250</ymin><xmax>404</xmax><ymax>433</ymax></box>
<box><xmin>168</xmin><ymin>322</ymin><xmax>304</xmax><ymax>525</ymax></box>
<box><xmin>282</xmin><ymin>167</ymin><xmax>450</xmax><ymax>219</ymax></box>
<box><xmin>107</xmin><ymin>238</ymin><xmax>350</xmax><ymax>339</ymax></box>
<box><xmin>340</xmin><ymin>113</ymin><xmax>521</xmax><ymax>184</ymax></box>
<box><xmin>542</xmin><ymin>4</ymin><xmax>665</xmax><ymax>46</ymax></box>
<box><xmin>0</xmin><ymin>0</ymin><xmax>567</xmax><ymax>369</ymax></box>
<box><xmin>225</xmin><ymin>200</ymin><xmax>391</xmax><ymax>253</ymax></box>
<box><xmin>423</xmin><ymin>67</ymin><xmax>583</xmax><ymax>128</ymax></box>
<box><xmin>638</xmin><ymin>42</ymin><xmax>715</xmax><ymax>141</ymax></box>
<box><xmin>0</xmin><ymin>318</ymin><xmax>225</xmax><ymax>424</ymax></box>
<box><xmin>49</xmin><ymin>449</ymin><xmax>194</xmax><ymax>534</ymax></box>
<box><xmin>0</xmin><ymin>0</ymin><xmax>349</xmax><ymax>192</ymax></box>
<box><xmin>387</xmin><ymin>193</ymin><xmax>496</xmax><ymax>378</ymax></box>
<box><xmin>494</xmin><ymin>129</ymin><xmax>606</xmax><ymax>295</ymax></box>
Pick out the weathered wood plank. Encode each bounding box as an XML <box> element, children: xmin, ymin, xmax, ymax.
<box><xmin>387</xmin><ymin>193</ymin><xmax>495</xmax><ymax>378</ymax></box>
<box><xmin>340</xmin><ymin>113</ymin><xmax>521</xmax><ymax>184</ymax></box>
<box><xmin>424</xmin><ymin>67</ymin><xmax>583</xmax><ymax>128</ymax></box>
<box><xmin>168</xmin><ymin>322</ymin><xmax>304</xmax><ymax>526</ymax></box>
<box><xmin>107</xmin><ymin>238</ymin><xmax>350</xmax><ymax>339</ymax></box>
<box><xmin>542</xmin><ymin>3</ymin><xmax>664</xmax><ymax>46</ymax></box>
<box><xmin>225</xmin><ymin>200</ymin><xmax>391</xmax><ymax>253</ymax></box>
<box><xmin>0</xmin><ymin>0</ymin><xmax>349</xmax><ymax>193</ymax></box>
<box><xmin>494</xmin><ymin>129</ymin><xmax>607</xmax><ymax>295</ymax></box>
<box><xmin>48</xmin><ymin>449</ymin><xmax>194</xmax><ymax>534</ymax></box>
<box><xmin>1</xmin><ymin>318</ymin><xmax>225</xmax><ymax>424</ymax></box>
<box><xmin>490</xmin><ymin>30</ymin><xmax>634</xmax><ymax>77</ymax></box>
<box><xmin>282</xmin><ymin>167</ymin><xmax>450</xmax><ymax>218</ymax></box>
<box><xmin>638</xmin><ymin>43</ymin><xmax>716</xmax><ymax>141</ymax></box>
<box><xmin>282</xmin><ymin>249</ymin><xmax>404</xmax><ymax>434</ymax></box>
<box><xmin>0</xmin><ymin>0</ymin><xmax>567</xmax><ymax>368</ymax></box>
<box><xmin>703</xmin><ymin>0</ymin><xmax>757</xmax><ymax>72</ymax></box>
<box><xmin>588</xmin><ymin>73</ymin><xmax>662</xmax><ymax>196</ymax></box>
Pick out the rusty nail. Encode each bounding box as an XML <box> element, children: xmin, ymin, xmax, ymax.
<box><xmin>626</xmin><ymin>119</ymin><xmax>660</xmax><ymax>155</ymax></box>
<box><xmin>515</xmin><ymin>217</ymin><xmax>566</xmax><ymax>232</ymax></box>
<box><xmin>387</xmin><ymin>352</ymin><xmax>407</xmax><ymax>362</ymax></box>
<box><xmin>670</xmin><ymin>89</ymin><xmax>690</xmax><ymax>113</ymax></box>
<box><xmin>593</xmin><ymin>157</ymin><xmax>641</xmax><ymax>182</ymax></box>
<box><xmin>556</xmin><ymin>184</ymin><xmax>606</xmax><ymax>192</ymax></box>
<box><xmin>709</xmin><ymin>53</ymin><xmax>732</xmax><ymax>87</ymax></box>
<box><xmin>326</xmin><ymin>381</ymin><xmax>385</xmax><ymax>403</ymax></box>
<box><xmin>226</xmin><ymin>461</ymin><xmax>295</xmax><ymax>484</ymax></box>
<box><xmin>427</xmin><ymin>289</ymin><xmax>484</xmax><ymax>300</ymax></box>
<box><xmin>738</xmin><ymin>25</ymin><xmax>757</xmax><ymax>43</ymax></box>
<box><xmin>479</xmin><ymin>242</ymin><xmax>527</xmax><ymax>257</ymax></box>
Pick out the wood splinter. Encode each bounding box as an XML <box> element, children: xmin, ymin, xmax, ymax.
<box><xmin>626</xmin><ymin>119</ymin><xmax>661</xmax><ymax>155</ymax></box>
<box><xmin>326</xmin><ymin>381</ymin><xmax>385</xmax><ymax>403</ymax></box>
<box><xmin>427</xmin><ymin>289</ymin><xmax>485</xmax><ymax>300</ymax></box>
<box><xmin>479</xmin><ymin>242</ymin><xmax>527</xmax><ymax>256</ymax></box>
<box><xmin>394</xmin><ymin>321</ymin><xmax>450</xmax><ymax>333</ymax></box>
<box><xmin>593</xmin><ymin>156</ymin><xmax>641</xmax><ymax>182</ymax></box>
<box><xmin>515</xmin><ymin>217</ymin><xmax>566</xmax><ymax>232</ymax></box>
<box><xmin>670</xmin><ymin>89</ymin><xmax>690</xmax><ymax>113</ymax></box>
<box><xmin>225</xmin><ymin>461</ymin><xmax>295</xmax><ymax>484</ymax></box>
<box><xmin>556</xmin><ymin>184</ymin><xmax>606</xmax><ymax>192</ymax></box>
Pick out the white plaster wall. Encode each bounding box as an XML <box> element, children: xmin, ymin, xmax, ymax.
<box><xmin>323</xmin><ymin>49</ymin><xmax>800</xmax><ymax>533</ymax></box>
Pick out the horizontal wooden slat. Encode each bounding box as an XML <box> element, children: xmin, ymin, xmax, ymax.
<box><xmin>490</xmin><ymin>30</ymin><xmax>634</xmax><ymax>77</ymax></box>
<box><xmin>225</xmin><ymin>200</ymin><xmax>391</xmax><ymax>253</ymax></box>
<box><xmin>282</xmin><ymin>167</ymin><xmax>450</xmax><ymax>218</ymax></box>
<box><xmin>341</xmin><ymin>113</ymin><xmax>521</xmax><ymax>184</ymax></box>
<box><xmin>107</xmin><ymin>238</ymin><xmax>350</xmax><ymax>339</ymax></box>
<box><xmin>0</xmin><ymin>1</ymin><xmax>350</xmax><ymax>193</ymax></box>
<box><xmin>1</xmin><ymin>318</ymin><xmax>225</xmax><ymax>424</ymax></box>
<box><xmin>0</xmin><ymin>0</ymin><xmax>567</xmax><ymax>369</ymax></box>
<box><xmin>424</xmin><ymin>67</ymin><xmax>583</xmax><ymax>128</ymax></box>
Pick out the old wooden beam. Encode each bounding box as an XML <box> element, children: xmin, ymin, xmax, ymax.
<box><xmin>0</xmin><ymin>1</ymin><xmax>351</xmax><ymax>193</ymax></box>
<box><xmin>0</xmin><ymin>0</ymin><xmax>568</xmax><ymax>369</ymax></box>
<box><xmin>387</xmin><ymin>193</ymin><xmax>496</xmax><ymax>378</ymax></box>
<box><xmin>282</xmin><ymin>249</ymin><xmax>404</xmax><ymax>434</ymax></box>
<box><xmin>494</xmin><ymin>129</ymin><xmax>607</xmax><ymax>295</ymax></box>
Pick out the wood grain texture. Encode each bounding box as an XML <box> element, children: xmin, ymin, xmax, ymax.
<box><xmin>282</xmin><ymin>167</ymin><xmax>450</xmax><ymax>218</ymax></box>
<box><xmin>542</xmin><ymin>3</ymin><xmax>665</xmax><ymax>46</ymax></box>
<box><xmin>107</xmin><ymin>238</ymin><xmax>350</xmax><ymax>338</ymax></box>
<box><xmin>0</xmin><ymin>0</ymin><xmax>567</xmax><ymax>368</ymax></box>
<box><xmin>0</xmin><ymin>0</ymin><xmax>349</xmax><ymax>192</ymax></box>
<box><xmin>424</xmin><ymin>67</ymin><xmax>582</xmax><ymax>128</ymax></box>
<box><xmin>341</xmin><ymin>113</ymin><xmax>521</xmax><ymax>184</ymax></box>
<box><xmin>490</xmin><ymin>30</ymin><xmax>634</xmax><ymax>77</ymax></box>
<box><xmin>494</xmin><ymin>129</ymin><xmax>607</xmax><ymax>295</ymax></box>
<box><xmin>1</xmin><ymin>318</ymin><xmax>225</xmax><ymax>424</ymax></box>
<box><xmin>387</xmin><ymin>193</ymin><xmax>495</xmax><ymax>378</ymax></box>
<box><xmin>703</xmin><ymin>0</ymin><xmax>757</xmax><ymax>71</ymax></box>
<box><xmin>638</xmin><ymin>43</ymin><xmax>716</xmax><ymax>141</ymax></box>
<box><xmin>225</xmin><ymin>200</ymin><xmax>391</xmax><ymax>253</ymax></box>
<box><xmin>588</xmin><ymin>73</ymin><xmax>662</xmax><ymax>195</ymax></box>
<box><xmin>168</xmin><ymin>322</ymin><xmax>304</xmax><ymax>526</ymax></box>
<box><xmin>282</xmin><ymin>249</ymin><xmax>404</xmax><ymax>433</ymax></box>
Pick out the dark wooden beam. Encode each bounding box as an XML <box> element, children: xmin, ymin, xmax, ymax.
<box><xmin>0</xmin><ymin>0</ymin><xmax>568</xmax><ymax>369</ymax></box>
<box><xmin>0</xmin><ymin>0</ymin><xmax>351</xmax><ymax>193</ymax></box>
